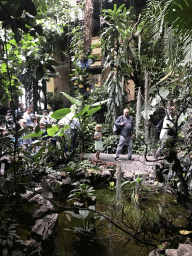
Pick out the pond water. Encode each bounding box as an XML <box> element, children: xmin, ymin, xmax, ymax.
<box><xmin>53</xmin><ymin>186</ymin><xmax>188</xmax><ymax>256</ymax></box>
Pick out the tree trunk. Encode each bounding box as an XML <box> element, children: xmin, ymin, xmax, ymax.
<box><xmin>42</xmin><ymin>79</ymin><xmax>47</xmax><ymax>110</ymax></box>
<box><xmin>167</xmin><ymin>151</ymin><xmax>188</xmax><ymax>203</ymax></box>
<box><xmin>144</xmin><ymin>69</ymin><xmax>149</xmax><ymax>144</ymax></box>
<box><xmin>136</xmin><ymin>87</ymin><xmax>141</xmax><ymax>138</ymax></box>
<box><xmin>83</xmin><ymin>0</ymin><xmax>94</xmax><ymax>54</ymax></box>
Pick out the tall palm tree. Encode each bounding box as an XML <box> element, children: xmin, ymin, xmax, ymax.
<box><xmin>143</xmin><ymin>0</ymin><xmax>192</xmax><ymax>68</ymax></box>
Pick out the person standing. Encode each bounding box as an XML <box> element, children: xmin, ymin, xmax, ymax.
<box><xmin>94</xmin><ymin>124</ymin><xmax>103</xmax><ymax>159</ymax></box>
<box><xmin>31</xmin><ymin>115</ymin><xmax>38</xmax><ymax>153</ymax></box>
<box><xmin>155</xmin><ymin>106</ymin><xmax>176</xmax><ymax>159</ymax></box>
<box><xmin>39</xmin><ymin>110</ymin><xmax>50</xmax><ymax>142</ymax></box>
<box><xmin>115</xmin><ymin>108</ymin><xmax>135</xmax><ymax>161</ymax></box>
<box><xmin>48</xmin><ymin>108</ymin><xmax>57</xmax><ymax>147</ymax></box>
<box><xmin>16</xmin><ymin>103</ymin><xmax>24</xmax><ymax>118</ymax></box>
<box><xmin>70</xmin><ymin>117</ymin><xmax>80</xmax><ymax>151</ymax></box>
<box><xmin>22</xmin><ymin>106</ymin><xmax>33</xmax><ymax>150</ymax></box>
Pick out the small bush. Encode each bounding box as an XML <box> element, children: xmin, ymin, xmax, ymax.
<box><xmin>103</xmin><ymin>134</ymin><xmax>119</xmax><ymax>153</ymax></box>
<box><xmin>67</xmin><ymin>159</ymin><xmax>96</xmax><ymax>171</ymax></box>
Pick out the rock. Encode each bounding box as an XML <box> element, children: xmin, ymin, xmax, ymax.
<box><xmin>47</xmin><ymin>174</ymin><xmax>56</xmax><ymax>180</ymax></box>
<box><xmin>32</xmin><ymin>213</ymin><xmax>58</xmax><ymax>240</ymax></box>
<box><xmin>79</xmin><ymin>179</ymin><xmax>91</xmax><ymax>185</ymax></box>
<box><xmin>14</xmin><ymin>238</ymin><xmax>41</xmax><ymax>256</ymax></box>
<box><xmin>165</xmin><ymin>249</ymin><xmax>178</xmax><ymax>256</ymax></box>
<box><xmin>32</xmin><ymin>201</ymin><xmax>54</xmax><ymax>219</ymax></box>
<box><xmin>54</xmin><ymin>180</ymin><xmax>62</xmax><ymax>190</ymax></box>
<box><xmin>61</xmin><ymin>177</ymin><xmax>72</xmax><ymax>193</ymax></box>
<box><xmin>11</xmin><ymin>250</ymin><xmax>25</xmax><ymax>256</ymax></box>
<box><xmin>184</xmin><ymin>252</ymin><xmax>192</xmax><ymax>256</ymax></box>
<box><xmin>85</xmin><ymin>169</ymin><xmax>100</xmax><ymax>185</ymax></box>
<box><xmin>177</xmin><ymin>244</ymin><xmax>192</xmax><ymax>256</ymax></box>
<box><xmin>164</xmin><ymin>244</ymin><xmax>192</xmax><ymax>256</ymax></box>
<box><xmin>100</xmin><ymin>170</ymin><xmax>112</xmax><ymax>181</ymax></box>
<box><xmin>29</xmin><ymin>194</ymin><xmax>54</xmax><ymax>219</ymax></box>
<box><xmin>122</xmin><ymin>172</ymin><xmax>134</xmax><ymax>181</ymax></box>
<box><xmin>20</xmin><ymin>190</ymin><xmax>34</xmax><ymax>200</ymax></box>
<box><xmin>47</xmin><ymin>173</ymin><xmax>61</xmax><ymax>180</ymax></box>
<box><xmin>149</xmin><ymin>172</ymin><xmax>155</xmax><ymax>178</ymax></box>
<box><xmin>44</xmin><ymin>192</ymin><xmax>53</xmax><ymax>200</ymax></box>
<box><xmin>134</xmin><ymin>172</ymin><xmax>147</xmax><ymax>179</ymax></box>
<box><xmin>188</xmin><ymin>178</ymin><xmax>192</xmax><ymax>190</ymax></box>
<box><xmin>29</xmin><ymin>194</ymin><xmax>46</xmax><ymax>206</ymax></box>
<box><xmin>108</xmin><ymin>168</ymin><xmax>116</xmax><ymax>177</ymax></box>
<box><xmin>34</xmin><ymin>186</ymin><xmax>43</xmax><ymax>193</ymax></box>
<box><xmin>148</xmin><ymin>250</ymin><xmax>156</xmax><ymax>256</ymax></box>
<box><xmin>76</xmin><ymin>168</ymin><xmax>86</xmax><ymax>179</ymax></box>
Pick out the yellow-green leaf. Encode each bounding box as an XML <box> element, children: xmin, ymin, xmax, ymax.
<box><xmin>179</xmin><ymin>230</ymin><xmax>192</xmax><ymax>235</ymax></box>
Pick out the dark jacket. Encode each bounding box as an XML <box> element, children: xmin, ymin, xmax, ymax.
<box><xmin>114</xmin><ymin>115</ymin><xmax>134</xmax><ymax>137</ymax></box>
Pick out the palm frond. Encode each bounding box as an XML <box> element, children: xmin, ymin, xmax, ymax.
<box><xmin>180</xmin><ymin>36</ymin><xmax>192</xmax><ymax>66</ymax></box>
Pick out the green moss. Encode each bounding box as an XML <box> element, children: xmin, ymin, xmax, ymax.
<box><xmin>16</xmin><ymin>225</ymin><xmax>31</xmax><ymax>240</ymax></box>
<box><xmin>19</xmin><ymin>201</ymin><xmax>39</xmax><ymax>215</ymax></box>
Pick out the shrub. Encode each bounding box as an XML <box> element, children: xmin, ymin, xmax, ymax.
<box><xmin>103</xmin><ymin>134</ymin><xmax>119</xmax><ymax>153</ymax></box>
<box><xmin>83</xmin><ymin>122</ymin><xmax>97</xmax><ymax>152</ymax></box>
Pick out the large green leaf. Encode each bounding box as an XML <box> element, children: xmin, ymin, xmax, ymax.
<box><xmin>65</xmin><ymin>211</ymin><xmax>83</xmax><ymax>219</ymax></box>
<box><xmin>7</xmin><ymin>239</ymin><xmax>13</xmax><ymax>247</ymax></box>
<box><xmin>1</xmin><ymin>63</ymin><xmax>7</xmax><ymax>73</ymax></box>
<box><xmin>44</xmin><ymin>64</ymin><xmax>55</xmax><ymax>73</ymax></box>
<box><xmin>79</xmin><ymin>210</ymin><xmax>90</xmax><ymax>219</ymax></box>
<box><xmin>166</xmin><ymin>0</ymin><xmax>192</xmax><ymax>36</ymax></box>
<box><xmin>86</xmin><ymin>106</ymin><xmax>101</xmax><ymax>117</ymax></box>
<box><xmin>34</xmin><ymin>25</ymin><xmax>44</xmax><ymax>36</ymax></box>
<box><xmin>51</xmin><ymin>108</ymin><xmax>71</xmax><ymax>119</ymax></box>
<box><xmin>90</xmin><ymin>99</ymin><xmax>109</xmax><ymax>107</ymax></box>
<box><xmin>35</xmin><ymin>125</ymin><xmax>41</xmax><ymax>134</ymax></box>
<box><xmin>22</xmin><ymin>131</ymin><xmax>44</xmax><ymax>139</ymax></box>
<box><xmin>3</xmin><ymin>248</ymin><xmax>8</xmax><ymax>256</ymax></box>
<box><xmin>36</xmin><ymin>64</ymin><xmax>44</xmax><ymax>81</ymax></box>
<box><xmin>47</xmin><ymin>125</ymin><xmax>60</xmax><ymax>136</ymax></box>
<box><xmin>75</xmin><ymin>105</ymin><xmax>90</xmax><ymax>118</ymax></box>
<box><xmin>61</xmin><ymin>92</ymin><xmax>81</xmax><ymax>106</ymax></box>
<box><xmin>159</xmin><ymin>88</ymin><xmax>170</xmax><ymax>98</ymax></box>
<box><xmin>23</xmin><ymin>0</ymin><xmax>37</xmax><ymax>16</ymax></box>
<box><xmin>47</xmin><ymin>59</ymin><xmax>60</xmax><ymax>66</ymax></box>
<box><xmin>8</xmin><ymin>39</ymin><xmax>17</xmax><ymax>46</ymax></box>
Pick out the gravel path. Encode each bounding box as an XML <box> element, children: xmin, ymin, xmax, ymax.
<box><xmin>83</xmin><ymin>153</ymin><xmax>158</xmax><ymax>181</ymax></box>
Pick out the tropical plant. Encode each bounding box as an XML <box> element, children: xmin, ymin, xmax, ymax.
<box><xmin>103</xmin><ymin>134</ymin><xmax>119</xmax><ymax>154</ymax></box>
<box><xmin>83</xmin><ymin>121</ymin><xmax>96</xmax><ymax>152</ymax></box>
<box><xmin>101</xmin><ymin>4</ymin><xmax>135</xmax><ymax>123</ymax></box>
<box><xmin>0</xmin><ymin>0</ymin><xmax>72</xmax><ymax>199</ymax></box>
<box><xmin>0</xmin><ymin>211</ymin><xmax>20</xmax><ymax>256</ymax></box>
<box><xmin>68</xmin><ymin>183</ymin><xmax>95</xmax><ymax>203</ymax></box>
<box><xmin>109</xmin><ymin>181</ymin><xmax>116</xmax><ymax>190</ymax></box>
<box><xmin>78</xmin><ymin>159</ymin><xmax>96</xmax><ymax>171</ymax></box>
<box><xmin>65</xmin><ymin>205</ymin><xmax>105</xmax><ymax>244</ymax></box>
<box><xmin>143</xmin><ymin>0</ymin><xmax>192</xmax><ymax>69</ymax></box>
<box><xmin>139</xmin><ymin>0</ymin><xmax>192</xmax><ymax>201</ymax></box>
<box><xmin>58</xmin><ymin>91</ymin><xmax>108</xmax><ymax>153</ymax></box>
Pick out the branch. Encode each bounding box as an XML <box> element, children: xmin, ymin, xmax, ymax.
<box><xmin>128</xmin><ymin>14</ymin><xmax>142</xmax><ymax>44</ymax></box>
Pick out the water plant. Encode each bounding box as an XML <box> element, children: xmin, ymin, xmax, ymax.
<box><xmin>68</xmin><ymin>183</ymin><xmax>95</xmax><ymax>203</ymax></box>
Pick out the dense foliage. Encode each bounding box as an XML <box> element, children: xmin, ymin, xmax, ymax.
<box><xmin>1</xmin><ymin>1</ymin><xmax>192</xmax><ymax>255</ymax></box>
